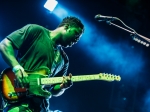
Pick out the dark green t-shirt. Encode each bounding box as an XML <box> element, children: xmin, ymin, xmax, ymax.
<box><xmin>7</xmin><ymin>24</ymin><xmax>69</xmax><ymax>76</ymax></box>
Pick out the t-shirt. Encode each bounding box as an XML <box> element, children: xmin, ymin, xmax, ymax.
<box><xmin>7</xmin><ymin>24</ymin><xmax>69</xmax><ymax>76</ymax></box>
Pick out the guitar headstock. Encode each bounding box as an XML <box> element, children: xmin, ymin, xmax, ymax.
<box><xmin>99</xmin><ymin>73</ymin><xmax>121</xmax><ymax>82</ymax></box>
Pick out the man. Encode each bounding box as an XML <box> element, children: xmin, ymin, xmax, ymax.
<box><xmin>0</xmin><ymin>16</ymin><xmax>84</xmax><ymax>112</ymax></box>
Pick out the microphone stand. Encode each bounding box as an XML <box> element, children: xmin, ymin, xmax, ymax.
<box><xmin>105</xmin><ymin>20</ymin><xmax>150</xmax><ymax>47</ymax></box>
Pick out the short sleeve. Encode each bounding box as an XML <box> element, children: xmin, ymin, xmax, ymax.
<box><xmin>7</xmin><ymin>24</ymin><xmax>43</xmax><ymax>49</ymax></box>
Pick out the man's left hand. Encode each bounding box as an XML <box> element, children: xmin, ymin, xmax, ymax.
<box><xmin>60</xmin><ymin>73</ymin><xmax>73</xmax><ymax>89</ymax></box>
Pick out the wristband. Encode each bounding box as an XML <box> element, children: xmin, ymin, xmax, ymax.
<box><xmin>12</xmin><ymin>65</ymin><xmax>24</xmax><ymax>73</ymax></box>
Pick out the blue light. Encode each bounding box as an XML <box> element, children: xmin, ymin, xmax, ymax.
<box><xmin>44</xmin><ymin>0</ymin><xmax>58</xmax><ymax>12</ymax></box>
<box><xmin>78</xmin><ymin>22</ymin><xmax>145</xmax><ymax>77</ymax></box>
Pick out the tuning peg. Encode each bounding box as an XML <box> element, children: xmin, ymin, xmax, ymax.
<box><xmin>108</xmin><ymin>74</ymin><xmax>112</xmax><ymax>76</ymax></box>
<box><xmin>103</xmin><ymin>73</ymin><xmax>106</xmax><ymax>75</ymax></box>
<box><xmin>116</xmin><ymin>75</ymin><xmax>121</xmax><ymax>81</ymax></box>
<box><xmin>110</xmin><ymin>74</ymin><xmax>114</xmax><ymax>78</ymax></box>
<box><xmin>105</xmin><ymin>73</ymin><xmax>108</xmax><ymax>76</ymax></box>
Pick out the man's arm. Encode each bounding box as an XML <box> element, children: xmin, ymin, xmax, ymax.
<box><xmin>0</xmin><ymin>38</ymin><xmax>28</xmax><ymax>87</ymax></box>
<box><xmin>0</xmin><ymin>38</ymin><xmax>19</xmax><ymax>67</ymax></box>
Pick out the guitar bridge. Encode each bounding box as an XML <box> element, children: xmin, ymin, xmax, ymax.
<box><xmin>8</xmin><ymin>92</ymin><xmax>17</xmax><ymax>97</ymax></box>
<box><xmin>8</xmin><ymin>91</ymin><xmax>27</xmax><ymax>98</ymax></box>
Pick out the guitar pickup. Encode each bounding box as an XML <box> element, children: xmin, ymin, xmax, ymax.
<box><xmin>29</xmin><ymin>78</ymin><xmax>40</xmax><ymax>85</ymax></box>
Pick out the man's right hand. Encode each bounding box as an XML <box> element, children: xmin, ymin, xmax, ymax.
<box><xmin>15</xmin><ymin>70</ymin><xmax>29</xmax><ymax>88</ymax></box>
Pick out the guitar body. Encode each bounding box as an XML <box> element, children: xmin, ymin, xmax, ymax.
<box><xmin>0</xmin><ymin>68</ymin><xmax>50</xmax><ymax>103</ymax></box>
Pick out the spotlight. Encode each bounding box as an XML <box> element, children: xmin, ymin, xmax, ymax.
<box><xmin>44</xmin><ymin>0</ymin><xmax>58</xmax><ymax>12</ymax></box>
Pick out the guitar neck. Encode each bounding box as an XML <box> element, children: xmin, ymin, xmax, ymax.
<box><xmin>40</xmin><ymin>75</ymin><xmax>101</xmax><ymax>85</ymax></box>
<box><xmin>40</xmin><ymin>73</ymin><xmax>120</xmax><ymax>85</ymax></box>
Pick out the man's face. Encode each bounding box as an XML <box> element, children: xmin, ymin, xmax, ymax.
<box><xmin>61</xmin><ymin>26</ymin><xmax>83</xmax><ymax>48</ymax></box>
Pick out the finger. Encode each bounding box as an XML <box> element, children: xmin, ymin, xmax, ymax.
<box><xmin>22</xmin><ymin>77</ymin><xmax>29</xmax><ymax>86</ymax></box>
<box><xmin>66</xmin><ymin>73</ymin><xmax>72</xmax><ymax>80</ymax></box>
<box><xmin>69</xmin><ymin>73</ymin><xmax>72</xmax><ymax>78</ymax></box>
<box><xmin>15</xmin><ymin>72</ymin><xmax>24</xmax><ymax>88</ymax></box>
<box><xmin>17</xmin><ymin>78</ymin><xmax>24</xmax><ymax>88</ymax></box>
<box><xmin>22</xmin><ymin>72</ymin><xmax>28</xmax><ymax>77</ymax></box>
<box><xmin>15</xmin><ymin>70</ymin><xmax>24</xmax><ymax>79</ymax></box>
<box><xmin>62</xmin><ymin>76</ymin><xmax>65</xmax><ymax>80</ymax></box>
<box><xmin>22</xmin><ymin>73</ymin><xmax>29</xmax><ymax>83</ymax></box>
<box><xmin>63</xmin><ymin>76</ymin><xmax>68</xmax><ymax>81</ymax></box>
<box><xmin>16</xmin><ymin>73</ymin><xmax>23</xmax><ymax>79</ymax></box>
<box><xmin>64</xmin><ymin>80</ymin><xmax>67</xmax><ymax>83</ymax></box>
<box><xmin>62</xmin><ymin>78</ymin><xmax>67</xmax><ymax>83</ymax></box>
<box><xmin>25</xmin><ymin>77</ymin><xmax>29</xmax><ymax>83</ymax></box>
<box><xmin>18</xmin><ymin>71</ymin><xmax>28</xmax><ymax>84</ymax></box>
<box><xmin>62</xmin><ymin>76</ymin><xmax>65</xmax><ymax>81</ymax></box>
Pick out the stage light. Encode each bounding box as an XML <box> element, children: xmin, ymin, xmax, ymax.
<box><xmin>44</xmin><ymin>0</ymin><xmax>58</xmax><ymax>12</ymax></box>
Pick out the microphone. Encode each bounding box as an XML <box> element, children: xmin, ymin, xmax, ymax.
<box><xmin>95</xmin><ymin>14</ymin><xmax>118</xmax><ymax>22</ymax></box>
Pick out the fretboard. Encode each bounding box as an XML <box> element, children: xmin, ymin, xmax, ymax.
<box><xmin>40</xmin><ymin>73</ymin><xmax>120</xmax><ymax>85</ymax></box>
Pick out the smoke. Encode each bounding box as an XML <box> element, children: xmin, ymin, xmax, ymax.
<box><xmin>140</xmin><ymin>90</ymin><xmax>150</xmax><ymax>112</ymax></box>
<box><xmin>79</xmin><ymin>22</ymin><xmax>145</xmax><ymax>77</ymax></box>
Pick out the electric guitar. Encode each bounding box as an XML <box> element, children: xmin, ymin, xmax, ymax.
<box><xmin>0</xmin><ymin>68</ymin><xmax>121</xmax><ymax>103</ymax></box>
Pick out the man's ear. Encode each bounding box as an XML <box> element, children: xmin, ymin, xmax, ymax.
<box><xmin>64</xmin><ymin>24</ymin><xmax>69</xmax><ymax>30</ymax></box>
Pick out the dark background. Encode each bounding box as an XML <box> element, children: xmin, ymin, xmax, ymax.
<box><xmin>1</xmin><ymin>0</ymin><xmax>150</xmax><ymax>112</ymax></box>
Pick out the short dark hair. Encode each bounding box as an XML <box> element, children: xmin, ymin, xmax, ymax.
<box><xmin>58</xmin><ymin>16</ymin><xmax>84</xmax><ymax>31</ymax></box>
